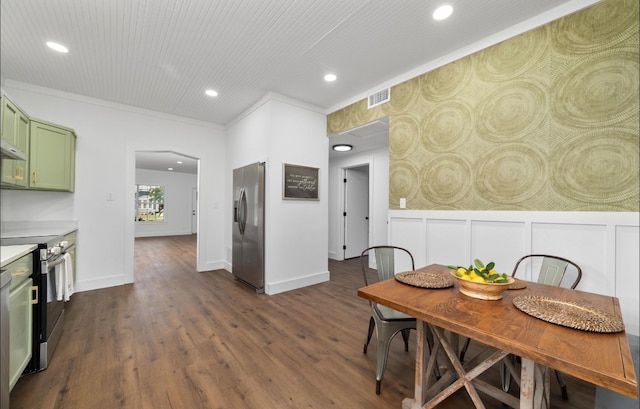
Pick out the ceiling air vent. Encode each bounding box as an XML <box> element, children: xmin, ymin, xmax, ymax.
<box><xmin>367</xmin><ymin>87</ymin><xmax>390</xmax><ymax>109</ymax></box>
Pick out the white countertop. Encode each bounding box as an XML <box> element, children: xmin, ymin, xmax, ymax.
<box><xmin>1</xmin><ymin>220</ymin><xmax>78</xmax><ymax>239</ymax></box>
<box><xmin>1</xmin><ymin>244</ymin><xmax>38</xmax><ymax>268</ymax></box>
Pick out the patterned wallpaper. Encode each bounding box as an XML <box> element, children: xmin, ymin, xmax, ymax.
<box><xmin>327</xmin><ymin>0</ymin><xmax>639</xmax><ymax>211</ymax></box>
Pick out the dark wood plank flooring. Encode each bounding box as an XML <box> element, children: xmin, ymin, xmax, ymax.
<box><xmin>10</xmin><ymin>235</ymin><xmax>596</xmax><ymax>408</ymax></box>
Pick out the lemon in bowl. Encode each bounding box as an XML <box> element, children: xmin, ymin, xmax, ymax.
<box><xmin>448</xmin><ymin>260</ymin><xmax>514</xmax><ymax>300</ymax></box>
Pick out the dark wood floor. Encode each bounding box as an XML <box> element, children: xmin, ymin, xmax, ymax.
<box><xmin>10</xmin><ymin>235</ymin><xmax>596</xmax><ymax>408</ymax></box>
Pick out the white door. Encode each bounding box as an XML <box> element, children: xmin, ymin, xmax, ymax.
<box><xmin>191</xmin><ymin>188</ymin><xmax>198</xmax><ymax>234</ymax></box>
<box><xmin>344</xmin><ymin>166</ymin><xmax>369</xmax><ymax>259</ymax></box>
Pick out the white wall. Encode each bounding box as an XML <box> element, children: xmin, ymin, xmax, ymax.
<box><xmin>328</xmin><ymin>147</ymin><xmax>389</xmax><ymax>261</ymax></box>
<box><xmin>134</xmin><ymin>169</ymin><xmax>197</xmax><ymax>237</ymax></box>
<box><xmin>387</xmin><ymin>210</ymin><xmax>640</xmax><ymax>336</ymax></box>
<box><xmin>0</xmin><ymin>81</ymin><xmax>226</xmax><ymax>292</ymax></box>
<box><xmin>225</xmin><ymin>93</ymin><xmax>329</xmax><ymax>294</ymax></box>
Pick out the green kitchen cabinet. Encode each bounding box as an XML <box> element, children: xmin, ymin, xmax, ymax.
<box><xmin>29</xmin><ymin>119</ymin><xmax>76</xmax><ymax>192</ymax></box>
<box><xmin>1</xmin><ymin>96</ymin><xmax>30</xmax><ymax>188</ymax></box>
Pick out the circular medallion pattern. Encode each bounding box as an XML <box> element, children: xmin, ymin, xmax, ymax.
<box><xmin>389</xmin><ymin>116</ymin><xmax>420</xmax><ymax>159</ymax></box>
<box><xmin>552</xmin><ymin>0</ymin><xmax>637</xmax><ymax>54</ymax></box>
<box><xmin>476</xmin><ymin>80</ymin><xmax>548</xmax><ymax>142</ymax></box>
<box><xmin>476</xmin><ymin>27</ymin><xmax>548</xmax><ymax>81</ymax></box>
<box><xmin>552</xmin><ymin>50</ymin><xmax>638</xmax><ymax>128</ymax></box>
<box><xmin>420</xmin><ymin>154</ymin><xmax>472</xmax><ymax>205</ymax></box>
<box><xmin>390</xmin><ymin>162</ymin><xmax>420</xmax><ymax>202</ymax></box>
<box><xmin>476</xmin><ymin>145</ymin><xmax>546</xmax><ymax>204</ymax></box>
<box><xmin>421</xmin><ymin>101</ymin><xmax>472</xmax><ymax>152</ymax></box>
<box><xmin>551</xmin><ymin>128</ymin><xmax>638</xmax><ymax>204</ymax></box>
<box><xmin>386</xmin><ymin>80</ymin><xmax>418</xmax><ymax>115</ymax></box>
<box><xmin>420</xmin><ymin>58</ymin><xmax>472</xmax><ymax>101</ymax></box>
<box><xmin>327</xmin><ymin>110</ymin><xmax>349</xmax><ymax>135</ymax></box>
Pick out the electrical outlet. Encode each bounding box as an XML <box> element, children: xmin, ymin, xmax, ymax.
<box><xmin>400</xmin><ymin>198</ymin><xmax>406</xmax><ymax>208</ymax></box>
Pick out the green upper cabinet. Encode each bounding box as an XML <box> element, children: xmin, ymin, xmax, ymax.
<box><xmin>29</xmin><ymin>119</ymin><xmax>76</xmax><ymax>192</ymax></box>
<box><xmin>1</xmin><ymin>96</ymin><xmax>30</xmax><ymax>188</ymax></box>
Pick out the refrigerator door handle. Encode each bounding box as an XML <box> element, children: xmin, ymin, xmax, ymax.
<box><xmin>239</xmin><ymin>188</ymin><xmax>247</xmax><ymax>235</ymax></box>
<box><xmin>235</xmin><ymin>191</ymin><xmax>242</xmax><ymax>231</ymax></box>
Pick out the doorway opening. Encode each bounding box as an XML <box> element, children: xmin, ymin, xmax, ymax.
<box><xmin>134</xmin><ymin>150</ymin><xmax>200</xmax><ymax>278</ymax></box>
<box><xmin>343</xmin><ymin>164</ymin><xmax>370</xmax><ymax>259</ymax></box>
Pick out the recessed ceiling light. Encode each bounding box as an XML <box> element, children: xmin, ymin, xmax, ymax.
<box><xmin>205</xmin><ymin>89</ymin><xmax>218</xmax><ymax>97</ymax></box>
<box><xmin>46</xmin><ymin>41</ymin><xmax>69</xmax><ymax>53</ymax></box>
<box><xmin>176</xmin><ymin>161</ymin><xmax>183</xmax><ymax>164</ymax></box>
<box><xmin>168</xmin><ymin>167</ymin><xmax>174</xmax><ymax>171</ymax></box>
<box><xmin>433</xmin><ymin>5</ymin><xmax>453</xmax><ymax>20</ymax></box>
<box><xmin>324</xmin><ymin>74</ymin><xmax>337</xmax><ymax>82</ymax></box>
<box><xmin>332</xmin><ymin>144</ymin><xmax>352</xmax><ymax>152</ymax></box>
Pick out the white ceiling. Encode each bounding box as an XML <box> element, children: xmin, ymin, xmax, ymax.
<box><xmin>136</xmin><ymin>151</ymin><xmax>198</xmax><ymax>175</ymax></box>
<box><xmin>1</xmin><ymin>0</ymin><xmax>592</xmax><ymax>169</ymax></box>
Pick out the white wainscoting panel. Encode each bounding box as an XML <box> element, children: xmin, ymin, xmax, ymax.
<box><xmin>389</xmin><ymin>217</ymin><xmax>426</xmax><ymax>270</ymax></box>
<box><xmin>471</xmin><ymin>221</ymin><xmax>526</xmax><ymax>275</ymax></box>
<box><xmin>616</xmin><ymin>225</ymin><xmax>640</xmax><ymax>336</ymax></box>
<box><xmin>425</xmin><ymin>219</ymin><xmax>467</xmax><ymax>267</ymax></box>
<box><xmin>388</xmin><ymin>210</ymin><xmax>640</xmax><ymax>336</ymax></box>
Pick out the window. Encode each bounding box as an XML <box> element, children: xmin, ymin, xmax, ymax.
<box><xmin>135</xmin><ymin>185</ymin><xmax>165</xmax><ymax>222</ymax></box>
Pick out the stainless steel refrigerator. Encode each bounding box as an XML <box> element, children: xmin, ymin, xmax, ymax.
<box><xmin>232</xmin><ymin>162</ymin><xmax>265</xmax><ymax>293</ymax></box>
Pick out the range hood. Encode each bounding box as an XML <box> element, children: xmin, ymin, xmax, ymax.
<box><xmin>0</xmin><ymin>139</ymin><xmax>27</xmax><ymax>160</ymax></box>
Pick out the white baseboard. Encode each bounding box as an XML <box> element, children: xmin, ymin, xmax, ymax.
<box><xmin>75</xmin><ymin>274</ymin><xmax>129</xmax><ymax>292</ymax></box>
<box><xmin>266</xmin><ymin>270</ymin><xmax>330</xmax><ymax>295</ymax></box>
<box><xmin>197</xmin><ymin>260</ymin><xmax>226</xmax><ymax>272</ymax></box>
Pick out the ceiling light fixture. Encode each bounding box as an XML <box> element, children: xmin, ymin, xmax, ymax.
<box><xmin>168</xmin><ymin>167</ymin><xmax>174</xmax><ymax>171</ymax></box>
<box><xmin>46</xmin><ymin>41</ymin><xmax>69</xmax><ymax>53</ymax></box>
<box><xmin>433</xmin><ymin>5</ymin><xmax>453</xmax><ymax>20</ymax></box>
<box><xmin>205</xmin><ymin>89</ymin><xmax>218</xmax><ymax>97</ymax></box>
<box><xmin>176</xmin><ymin>161</ymin><xmax>183</xmax><ymax>164</ymax></box>
<box><xmin>324</xmin><ymin>74</ymin><xmax>337</xmax><ymax>82</ymax></box>
<box><xmin>332</xmin><ymin>144</ymin><xmax>353</xmax><ymax>152</ymax></box>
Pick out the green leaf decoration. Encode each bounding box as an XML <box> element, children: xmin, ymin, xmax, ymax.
<box><xmin>474</xmin><ymin>259</ymin><xmax>485</xmax><ymax>269</ymax></box>
<box><xmin>486</xmin><ymin>262</ymin><xmax>495</xmax><ymax>271</ymax></box>
<box><xmin>487</xmin><ymin>273</ymin><xmax>500</xmax><ymax>281</ymax></box>
<box><xmin>495</xmin><ymin>278</ymin><xmax>508</xmax><ymax>283</ymax></box>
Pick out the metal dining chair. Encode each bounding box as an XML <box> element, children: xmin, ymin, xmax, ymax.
<box><xmin>460</xmin><ymin>254</ymin><xmax>582</xmax><ymax>400</ymax></box>
<box><xmin>360</xmin><ymin>245</ymin><xmax>416</xmax><ymax>395</ymax></box>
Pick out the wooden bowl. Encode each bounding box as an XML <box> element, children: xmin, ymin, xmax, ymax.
<box><xmin>449</xmin><ymin>271</ymin><xmax>515</xmax><ymax>300</ymax></box>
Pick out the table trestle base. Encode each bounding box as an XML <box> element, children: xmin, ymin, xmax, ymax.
<box><xmin>404</xmin><ymin>321</ymin><xmax>551</xmax><ymax>409</ymax></box>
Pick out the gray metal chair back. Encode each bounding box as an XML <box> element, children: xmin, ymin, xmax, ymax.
<box><xmin>374</xmin><ymin>247</ymin><xmax>397</xmax><ymax>281</ymax></box>
<box><xmin>361</xmin><ymin>245</ymin><xmax>414</xmax><ymax>286</ymax></box>
<box><xmin>512</xmin><ymin>254</ymin><xmax>582</xmax><ymax>289</ymax></box>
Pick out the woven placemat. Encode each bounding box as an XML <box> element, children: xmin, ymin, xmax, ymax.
<box><xmin>512</xmin><ymin>295</ymin><xmax>625</xmax><ymax>333</ymax></box>
<box><xmin>508</xmin><ymin>278</ymin><xmax>527</xmax><ymax>290</ymax></box>
<box><xmin>395</xmin><ymin>268</ymin><xmax>454</xmax><ymax>289</ymax></box>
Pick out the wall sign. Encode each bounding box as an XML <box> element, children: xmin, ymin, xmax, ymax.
<box><xmin>283</xmin><ymin>163</ymin><xmax>319</xmax><ymax>200</ymax></box>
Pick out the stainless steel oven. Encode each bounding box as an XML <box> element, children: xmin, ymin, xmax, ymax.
<box><xmin>0</xmin><ymin>234</ymin><xmax>70</xmax><ymax>373</ymax></box>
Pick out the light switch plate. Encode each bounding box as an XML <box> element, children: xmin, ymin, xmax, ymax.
<box><xmin>400</xmin><ymin>198</ymin><xmax>406</xmax><ymax>208</ymax></box>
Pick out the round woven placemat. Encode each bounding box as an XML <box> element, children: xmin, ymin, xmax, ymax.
<box><xmin>512</xmin><ymin>295</ymin><xmax>625</xmax><ymax>333</ymax></box>
<box><xmin>508</xmin><ymin>278</ymin><xmax>527</xmax><ymax>290</ymax></box>
<box><xmin>395</xmin><ymin>268</ymin><xmax>454</xmax><ymax>289</ymax></box>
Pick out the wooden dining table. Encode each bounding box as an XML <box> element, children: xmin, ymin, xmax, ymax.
<box><xmin>357</xmin><ymin>264</ymin><xmax>638</xmax><ymax>409</ymax></box>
